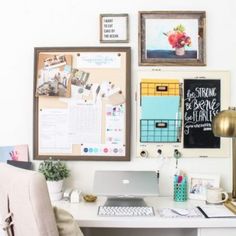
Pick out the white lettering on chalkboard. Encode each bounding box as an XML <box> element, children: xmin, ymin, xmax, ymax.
<box><xmin>184</xmin><ymin>86</ymin><xmax>220</xmax><ymax>135</ymax></box>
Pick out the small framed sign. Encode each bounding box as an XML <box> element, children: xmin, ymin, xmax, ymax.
<box><xmin>100</xmin><ymin>14</ymin><xmax>129</xmax><ymax>43</ymax></box>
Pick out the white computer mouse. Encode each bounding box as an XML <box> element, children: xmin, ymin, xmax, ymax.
<box><xmin>171</xmin><ymin>208</ymin><xmax>189</xmax><ymax>216</ymax></box>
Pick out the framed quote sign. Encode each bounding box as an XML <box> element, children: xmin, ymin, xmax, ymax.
<box><xmin>100</xmin><ymin>14</ymin><xmax>129</xmax><ymax>43</ymax></box>
<box><xmin>33</xmin><ymin>47</ymin><xmax>131</xmax><ymax>161</ymax></box>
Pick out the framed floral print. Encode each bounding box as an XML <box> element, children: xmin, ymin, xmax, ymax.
<box><xmin>139</xmin><ymin>11</ymin><xmax>206</xmax><ymax>66</ymax></box>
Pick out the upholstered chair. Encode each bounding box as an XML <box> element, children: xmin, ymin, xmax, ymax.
<box><xmin>0</xmin><ymin>163</ymin><xmax>83</xmax><ymax>236</ymax></box>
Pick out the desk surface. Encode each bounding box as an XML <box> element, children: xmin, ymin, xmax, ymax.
<box><xmin>53</xmin><ymin>197</ymin><xmax>236</xmax><ymax>228</ymax></box>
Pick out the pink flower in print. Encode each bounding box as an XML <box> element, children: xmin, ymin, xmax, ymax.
<box><xmin>9</xmin><ymin>150</ymin><xmax>19</xmax><ymax>161</ymax></box>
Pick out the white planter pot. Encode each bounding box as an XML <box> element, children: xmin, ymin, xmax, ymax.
<box><xmin>48</xmin><ymin>191</ymin><xmax>63</xmax><ymax>201</ymax></box>
<box><xmin>46</xmin><ymin>180</ymin><xmax>63</xmax><ymax>201</ymax></box>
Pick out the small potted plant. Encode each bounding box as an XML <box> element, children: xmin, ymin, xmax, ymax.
<box><xmin>38</xmin><ymin>158</ymin><xmax>70</xmax><ymax>201</ymax></box>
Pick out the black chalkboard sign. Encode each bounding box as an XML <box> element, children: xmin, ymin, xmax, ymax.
<box><xmin>184</xmin><ymin>79</ymin><xmax>220</xmax><ymax>148</ymax></box>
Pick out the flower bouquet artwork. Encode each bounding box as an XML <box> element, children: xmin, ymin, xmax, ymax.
<box><xmin>164</xmin><ymin>24</ymin><xmax>192</xmax><ymax>56</ymax></box>
<box><xmin>139</xmin><ymin>11</ymin><xmax>206</xmax><ymax>66</ymax></box>
<box><xmin>144</xmin><ymin>19</ymin><xmax>198</xmax><ymax>60</ymax></box>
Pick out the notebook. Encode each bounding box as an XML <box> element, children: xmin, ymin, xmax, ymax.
<box><xmin>197</xmin><ymin>205</ymin><xmax>236</xmax><ymax>218</ymax></box>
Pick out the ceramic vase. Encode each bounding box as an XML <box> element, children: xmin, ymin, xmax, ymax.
<box><xmin>46</xmin><ymin>180</ymin><xmax>63</xmax><ymax>201</ymax></box>
<box><xmin>175</xmin><ymin>47</ymin><xmax>185</xmax><ymax>56</ymax></box>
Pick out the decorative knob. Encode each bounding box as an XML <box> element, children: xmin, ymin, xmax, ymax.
<box><xmin>140</xmin><ymin>150</ymin><xmax>148</xmax><ymax>158</ymax></box>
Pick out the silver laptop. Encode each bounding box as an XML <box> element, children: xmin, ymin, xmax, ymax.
<box><xmin>93</xmin><ymin>170</ymin><xmax>159</xmax><ymax>197</ymax></box>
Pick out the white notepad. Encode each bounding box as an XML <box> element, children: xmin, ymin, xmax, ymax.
<box><xmin>197</xmin><ymin>206</ymin><xmax>236</xmax><ymax>218</ymax></box>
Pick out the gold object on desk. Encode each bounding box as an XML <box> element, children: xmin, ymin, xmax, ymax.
<box><xmin>212</xmin><ymin>107</ymin><xmax>236</xmax><ymax>201</ymax></box>
<box><xmin>83</xmin><ymin>194</ymin><xmax>97</xmax><ymax>202</ymax></box>
<box><xmin>224</xmin><ymin>200</ymin><xmax>236</xmax><ymax>214</ymax></box>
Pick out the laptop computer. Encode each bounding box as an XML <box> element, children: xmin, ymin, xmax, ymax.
<box><xmin>93</xmin><ymin>170</ymin><xmax>159</xmax><ymax>197</ymax></box>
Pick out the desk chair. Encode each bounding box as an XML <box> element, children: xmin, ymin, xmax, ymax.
<box><xmin>0</xmin><ymin>163</ymin><xmax>83</xmax><ymax>236</ymax></box>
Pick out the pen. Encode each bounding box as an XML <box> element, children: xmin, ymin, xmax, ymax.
<box><xmin>174</xmin><ymin>175</ymin><xmax>178</xmax><ymax>183</ymax></box>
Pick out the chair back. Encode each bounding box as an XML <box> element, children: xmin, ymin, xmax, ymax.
<box><xmin>0</xmin><ymin>163</ymin><xmax>59</xmax><ymax>236</ymax></box>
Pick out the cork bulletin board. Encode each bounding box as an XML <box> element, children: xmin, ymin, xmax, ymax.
<box><xmin>33</xmin><ymin>47</ymin><xmax>131</xmax><ymax>161</ymax></box>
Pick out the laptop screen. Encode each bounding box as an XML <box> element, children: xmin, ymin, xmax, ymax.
<box><xmin>93</xmin><ymin>170</ymin><xmax>159</xmax><ymax>197</ymax></box>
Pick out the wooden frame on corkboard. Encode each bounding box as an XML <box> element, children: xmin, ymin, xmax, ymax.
<box><xmin>33</xmin><ymin>47</ymin><xmax>131</xmax><ymax>161</ymax></box>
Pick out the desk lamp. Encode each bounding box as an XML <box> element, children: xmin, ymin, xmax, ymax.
<box><xmin>212</xmin><ymin>107</ymin><xmax>236</xmax><ymax>201</ymax></box>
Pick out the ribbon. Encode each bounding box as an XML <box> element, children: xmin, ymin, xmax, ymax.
<box><xmin>0</xmin><ymin>212</ymin><xmax>14</xmax><ymax>236</ymax></box>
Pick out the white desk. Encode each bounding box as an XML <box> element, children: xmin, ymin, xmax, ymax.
<box><xmin>54</xmin><ymin>197</ymin><xmax>236</xmax><ymax>236</ymax></box>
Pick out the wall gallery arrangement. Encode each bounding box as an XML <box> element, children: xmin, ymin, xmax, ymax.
<box><xmin>32</xmin><ymin>11</ymin><xmax>230</xmax><ymax>161</ymax></box>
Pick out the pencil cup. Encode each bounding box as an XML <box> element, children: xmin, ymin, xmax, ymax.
<box><xmin>173</xmin><ymin>176</ymin><xmax>187</xmax><ymax>202</ymax></box>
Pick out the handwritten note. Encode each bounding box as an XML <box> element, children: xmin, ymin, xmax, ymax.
<box><xmin>39</xmin><ymin>109</ymin><xmax>72</xmax><ymax>153</ymax></box>
<box><xmin>184</xmin><ymin>79</ymin><xmax>220</xmax><ymax>148</ymax></box>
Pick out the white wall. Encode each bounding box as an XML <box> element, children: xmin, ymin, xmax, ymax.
<box><xmin>0</xmin><ymin>0</ymin><xmax>236</xmax><ymax>196</ymax></box>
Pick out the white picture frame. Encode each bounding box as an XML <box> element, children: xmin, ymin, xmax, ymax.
<box><xmin>188</xmin><ymin>174</ymin><xmax>220</xmax><ymax>200</ymax></box>
<box><xmin>100</xmin><ymin>14</ymin><xmax>129</xmax><ymax>43</ymax></box>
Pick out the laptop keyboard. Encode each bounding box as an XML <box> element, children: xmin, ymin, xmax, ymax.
<box><xmin>98</xmin><ymin>206</ymin><xmax>155</xmax><ymax>217</ymax></box>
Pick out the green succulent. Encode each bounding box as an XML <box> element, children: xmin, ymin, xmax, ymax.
<box><xmin>38</xmin><ymin>158</ymin><xmax>70</xmax><ymax>181</ymax></box>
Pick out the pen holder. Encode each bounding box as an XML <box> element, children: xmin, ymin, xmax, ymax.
<box><xmin>173</xmin><ymin>176</ymin><xmax>187</xmax><ymax>202</ymax></box>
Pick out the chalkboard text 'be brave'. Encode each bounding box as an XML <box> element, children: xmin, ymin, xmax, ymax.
<box><xmin>183</xmin><ymin>79</ymin><xmax>221</xmax><ymax>148</ymax></box>
<box><xmin>184</xmin><ymin>86</ymin><xmax>220</xmax><ymax>136</ymax></box>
